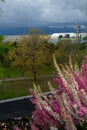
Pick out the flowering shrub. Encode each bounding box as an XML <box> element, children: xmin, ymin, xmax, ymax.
<box><xmin>30</xmin><ymin>55</ymin><xmax>87</xmax><ymax>130</ymax></box>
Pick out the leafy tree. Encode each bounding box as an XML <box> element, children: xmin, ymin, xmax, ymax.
<box><xmin>54</xmin><ymin>40</ymin><xmax>86</xmax><ymax>67</ymax></box>
<box><xmin>0</xmin><ymin>35</ymin><xmax>12</xmax><ymax>66</ymax></box>
<box><xmin>0</xmin><ymin>35</ymin><xmax>4</xmax><ymax>42</ymax></box>
<box><xmin>8</xmin><ymin>29</ymin><xmax>49</xmax><ymax>80</ymax></box>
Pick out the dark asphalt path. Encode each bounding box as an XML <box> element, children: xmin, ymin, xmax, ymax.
<box><xmin>0</xmin><ymin>95</ymin><xmax>35</xmax><ymax>121</ymax></box>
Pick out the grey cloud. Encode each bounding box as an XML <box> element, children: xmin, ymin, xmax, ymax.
<box><xmin>0</xmin><ymin>0</ymin><xmax>86</xmax><ymax>26</ymax></box>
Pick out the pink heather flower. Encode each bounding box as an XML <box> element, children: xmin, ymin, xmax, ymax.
<box><xmin>77</xmin><ymin>111</ymin><xmax>84</xmax><ymax>117</ymax></box>
<box><xmin>50</xmin><ymin>99</ymin><xmax>61</xmax><ymax>115</ymax></box>
<box><xmin>77</xmin><ymin>106</ymin><xmax>87</xmax><ymax>119</ymax></box>
<box><xmin>13</xmin><ymin>125</ymin><xmax>21</xmax><ymax>130</ymax></box>
<box><xmin>30</xmin><ymin>55</ymin><xmax>87</xmax><ymax>130</ymax></box>
<box><xmin>55</xmin><ymin>77</ymin><xmax>72</xmax><ymax>99</ymax></box>
<box><xmin>80</xmin><ymin>106</ymin><xmax>87</xmax><ymax>114</ymax></box>
<box><xmin>73</xmin><ymin>71</ymin><xmax>87</xmax><ymax>94</ymax></box>
<box><xmin>31</xmin><ymin>123</ymin><xmax>39</xmax><ymax>130</ymax></box>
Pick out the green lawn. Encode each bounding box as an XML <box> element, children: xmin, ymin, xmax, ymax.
<box><xmin>0</xmin><ymin>65</ymin><xmax>55</xmax><ymax>79</ymax></box>
<box><xmin>0</xmin><ymin>65</ymin><xmax>57</xmax><ymax>100</ymax></box>
<box><xmin>0</xmin><ymin>76</ymin><xmax>57</xmax><ymax>100</ymax></box>
<box><xmin>0</xmin><ymin>67</ymin><xmax>24</xmax><ymax>79</ymax></box>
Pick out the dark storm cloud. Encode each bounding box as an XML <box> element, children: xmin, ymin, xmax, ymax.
<box><xmin>0</xmin><ymin>0</ymin><xmax>86</xmax><ymax>26</ymax></box>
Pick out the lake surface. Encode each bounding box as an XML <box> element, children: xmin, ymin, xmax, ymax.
<box><xmin>0</xmin><ymin>23</ymin><xmax>86</xmax><ymax>35</ymax></box>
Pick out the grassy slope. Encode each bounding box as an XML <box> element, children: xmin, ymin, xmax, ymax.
<box><xmin>0</xmin><ymin>76</ymin><xmax>57</xmax><ymax>100</ymax></box>
<box><xmin>0</xmin><ymin>64</ymin><xmax>56</xmax><ymax>100</ymax></box>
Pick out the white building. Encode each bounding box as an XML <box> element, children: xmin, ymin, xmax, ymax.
<box><xmin>49</xmin><ymin>32</ymin><xmax>87</xmax><ymax>44</ymax></box>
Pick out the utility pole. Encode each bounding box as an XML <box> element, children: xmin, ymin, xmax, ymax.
<box><xmin>76</xmin><ymin>25</ymin><xmax>81</xmax><ymax>44</ymax></box>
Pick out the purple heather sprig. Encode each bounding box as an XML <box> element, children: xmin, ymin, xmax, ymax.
<box><xmin>30</xmin><ymin>55</ymin><xmax>87</xmax><ymax>130</ymax></box>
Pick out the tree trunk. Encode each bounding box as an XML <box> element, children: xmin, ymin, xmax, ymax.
<box><xmin>34</xmin><ymin>71</ymin><xmax>37</xmax><ymax>81</ymax></box>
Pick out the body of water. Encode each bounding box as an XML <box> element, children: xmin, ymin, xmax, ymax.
<box><xmin>0</xmin><ymin>23</ymin><xmax>86</xmax><ymax>35</ymax></box>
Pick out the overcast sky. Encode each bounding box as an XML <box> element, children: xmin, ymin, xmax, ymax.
<box><xmin>0</xmin><ymin>0</ymin><xmax>86</xmax><ymax>27</ymax></box>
